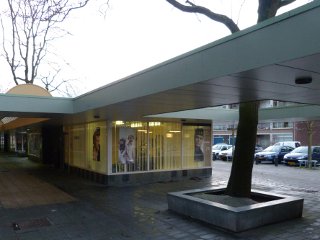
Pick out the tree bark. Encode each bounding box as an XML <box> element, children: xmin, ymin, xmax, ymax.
<box><xmin>226</xmin><ymin>102</ymin><xmax>258</xmax><ymax>197</ymax></box>
<box><xmin>166</xmin><ymin>0</ymin><xmax>239</xmax><ymax>33</ymax></box>
<box><xmin>258</xmin><ymin>0</ymin><xmax>296</xmax><ymax>22</ymax></box>
<box><xmin>225</xmin><ymin>0</ymin><xmax>293</xmax><ymax>197</ymax></box>
<box><xmin>306</xmin><ymin>121</ymin><xmax>313</xmax><ymax>168</ymax></box>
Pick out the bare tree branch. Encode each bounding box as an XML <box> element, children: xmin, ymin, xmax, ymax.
<box><xmin>257</xmin><ymin>0</ymin><xmax>296</xmax><ymax>22</ymax></box>
<box><xmin>166</xmin><ymin>0</ymin><xmax>240</xmax><ymax>33</ymax></box>
<box><xmin>98</xmin><ymin>0</ymin><xmax>110</xmax><ymax>18</ymax></box>
<box><xmin>236</xmin><ymin>0</ymin><xmax>246</xmax><ymax>25</ymax></box>
<box><xmin>1</xmin><ymin>16</ymin><xmax>18</xmax><ymax>85</ymax></box>
<box><xmin>40</xmin><ymin>67</ymin><xmax>78</xmax><ymax>97</ymax></box>
<box><xmin>2</xmin><ymin>0</ymin><xmax>89</xmax><ymax>90</ymax></box>
<box><xmin>279</xmin><ymin>0</ymin><xmax>297</xmax><ymax>8</ymax></box>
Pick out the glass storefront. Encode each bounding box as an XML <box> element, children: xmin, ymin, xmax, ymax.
<box><xmin>111</xmin><ymin>121</ymin><xmax>211</xmax><ymax>173</ymax></box>
<box><xmin>64</xmin><ymin>120</ymin><xmax>211</xmax><ymax>175</ymax></box>
<box><xmin>182</xmin><ymin>125</ymin><xmax>211</xmax><ymax>169</ymax></box>
<box><xmin>28</xmin><ymin>132</ymin><xmax>42</xmax><ymax>158</ymax></box>
<box><xmin>112</xmin><ymin>121</ymin><xmax>148</xmax><ymax>173</ymax></box>
<box><xmin>9</xmin><ymin>131</ymin><xmax>16</xmax><ymax>152</ymax></box>
<box><xmin>149</xmin><ymin>122</ymin><xmax>181</xmax><ymax>171</ymax></box>
<box><xmin>64</xmin><ymin>121</ymin><xmax>107</xmax><ymax>174</ymax></box>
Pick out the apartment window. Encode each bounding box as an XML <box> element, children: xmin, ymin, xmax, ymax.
<box><xmin>257</xmin><ymin>123</ymin><xmax>270</xmax><ymax>130</ymax></box>
<box><xmin>213</xmin><ymin>125</ymin><xmax>227</xmax><ymax>131</ymax></box>
<box><xmin>272</xmin><ymin>134</ymin><xmax>293</xmax><ymax>143</ymax></box>
<box><xmin>272</xmin><ymin>122</ymin><xmax>293</xmax><ymax>129</ymax></box>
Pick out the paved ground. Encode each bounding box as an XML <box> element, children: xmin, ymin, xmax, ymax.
<box><xmin>0</xmin><ymin>154</ymin><xmax>320</xmax><ymax>240</ymax></box>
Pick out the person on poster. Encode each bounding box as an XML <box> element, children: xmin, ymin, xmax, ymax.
<box><xmin>118</xmin><ymin>135</ymin><xmax>136</xmax><ymax>164</ymax></box>
<box><xmin>93</xmin><ymin>127</ymin><xmax>100</xmax><ymax>161</ymax></box>
<box><xmin>118</xmin><ymin>138</ymin><xmax>127</xmax><ymax>164</ymax></box>
<box><xmin>125</xmin><ymin>134</ymin><xmax>135</xmax><ymax>163</ymax></box>
<box><xmin>194</xmin><ymin>128</ymin><xmax>204</xmax><ymax>161</ymax></box>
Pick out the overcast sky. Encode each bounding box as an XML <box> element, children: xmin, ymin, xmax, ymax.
<box><xmin>0</xmin><ymin>0</ymin><xmax>313</xmax><ymax>96</ymax></box>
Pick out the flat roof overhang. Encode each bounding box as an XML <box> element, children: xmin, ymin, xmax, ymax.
<box><xmin>0</xmin><ymin>94</ymin><xmax>73</xmax><ymax>118</ymax></box>
<box><xmin>1</xmin><ymin>1</ymin><xmax>320</xmax><ymax>125</ymax></box>
<box><xmin>147</xmin><ymin>104</ymin><xmax>320</xmax><ymax>123</ymax></box>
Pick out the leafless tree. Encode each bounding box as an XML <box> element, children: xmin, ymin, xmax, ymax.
<box><xmin>166</xmin><ymin>0</ymin><xmax>299</xmax><ymax>197</ymax></box>
<box><xmin>305</xmin><ymin>121</ymin><xmax>314</xmax><ymax>168</ymax></box>
<box><xmin>40</xmin><ymin>67</ymin><xmax>78</xmax><ymax>97</ymax></box>
<box><xmin>1</xmin><ymin>0</ymin><xmax>89</xmax><ymax>94</ymax></box>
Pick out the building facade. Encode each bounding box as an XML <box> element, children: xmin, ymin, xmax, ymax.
<box><xmin>294</xmin><ymin>121</ymin><xmax>320</xmax><ymax>146</ymax></box>
<box><xmin>1</xmin><ymin>2</ymin><xmax>320</xmax><ymax>186</ymax></box>
<box><xmin>213</xmin><ymin>121</ymin><xmax>295</xmax><ymax>148</ymax></box>
<box><xmin>63</xmin><ymin>121</ymin><xmax>212</xmax><ymax>185</ymax></box>
<box><xmin>2</xmin><ymin>120</ymin><xmax>213</xmax><ymax>186</ymax></box>
<box><xmin>212</xmin><ymin>101</ymin><xmax>300</xmax><ymax>148</ymax></box>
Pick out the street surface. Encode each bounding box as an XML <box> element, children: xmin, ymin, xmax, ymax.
<box><xmin>214</xmin><ymin>160</ymin><xmax>320</xmax><ymax>195</ymax></box>
<box><xmin>1</xmin><ymin>156</ymin><xmax>320</xmax><ymax>240</ymax></box>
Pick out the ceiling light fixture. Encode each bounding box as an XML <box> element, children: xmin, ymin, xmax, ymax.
<box><xmin>295</xmin><ymin>76</ymin><xmax>312</xmax><ymax>85</ymax></box>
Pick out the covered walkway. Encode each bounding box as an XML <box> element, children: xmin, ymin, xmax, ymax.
<box><xmin>0</xmin><ymin>155</ymin><xmax>75</xmax><ymax>209</ymax></box>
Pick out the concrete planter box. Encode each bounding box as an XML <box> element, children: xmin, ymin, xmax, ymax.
<box><xmin>167</xmin><ymin>187</ymin><xmax>303</xmax><ymax>232</ymax></box>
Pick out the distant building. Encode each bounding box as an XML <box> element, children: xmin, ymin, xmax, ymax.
<box><xmin>294</xmin><ymin>121</ymin><xmax>320</xmax><ymax>146</ymax></box>
<box><xmin>213</xmin><ymin>101</ymin><xmax>300</xmax><ymax>148</ymax></box>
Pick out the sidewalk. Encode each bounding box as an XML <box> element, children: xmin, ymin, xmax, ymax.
<box><xmin>0</xmin><ymin>155</ymin><xmax>319</xmax><ymax>239</ymax></box>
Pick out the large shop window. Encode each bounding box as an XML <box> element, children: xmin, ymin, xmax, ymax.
<box><xmin>112</xmin><ymin>121</ymin><xmax>148</xmax><ymax>173</ymax></box>
<box><xmin>112</xmin><ymin>121</ymin><xmax>182</xmax><ymax>173</ymax></box>
<box><xmin>86</xmin><ymin>122</ymin><xmax>107</xmax><ymax>174</ymax></box>
<box><xmin>28</xmin><ymin>132</ymin><xmax>42</xmax><ymax>158</ymax></box>
<box><xmin>9</xmin><ymin>131</ymin><xmax>16</xmax><ymax>152</ymax></box>
<box><xmin>65</xmin><ymin>124</ymin><xmax>86</xmax><ymax>169</ymax></box>
<box><xmin>182</xmin><ymin>125</ymin><xmax>211</xmax><ymax>168</ymax></box>
<box><xmin>149</xmin><ymin>122</ymin><xmax>181</xmax><ymax>170</ymax></box>
<box><xmin>64</xmin><ymin>122</ymin><xmax>107</xmax><ymax>174</ymax></box>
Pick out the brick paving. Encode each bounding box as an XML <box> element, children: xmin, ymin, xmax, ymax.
<box><xmin>0</xmin><ymin>154</ymin><xmax>319</xmax><ymax>239</ymax></box>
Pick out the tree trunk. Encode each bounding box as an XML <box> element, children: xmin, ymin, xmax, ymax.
<box><xmin>307</xmin><ymin>121</ymin><xmax>313</xmax><ymax>168</ymax></box>
<box><xmin>165</xmin><ymin>0</ymin><xmax>296</xmax><ymax>198</ymax></box>
<box><xmin>226</xmin><ymin>101</ymin><xmax>258</xmax><ymax>197</ymax></box>
<box><xmin>226</xmin><ymin>0</ymin><xmax>287</xmax><ymax>198</ymax></box>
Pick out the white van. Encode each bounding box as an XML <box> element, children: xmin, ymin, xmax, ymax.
<box><xmin>212</xmin><ymin>143</ymin><xmax>232</xmax><ymax>160</ymax></box>
<box><xmin>273</xmin><ymin>141</ymin><xmax>301</xmax><ymax>148</ymax></box>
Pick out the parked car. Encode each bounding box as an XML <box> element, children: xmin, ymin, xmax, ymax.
<box><xmin>219</xmin><ymin>145</ymin><xmax>264</xmax><ymax>161</ymax></box>
<box><xmin>283</xmin><ymin>146</ymin><xmax>320</xmax><ymax>166</ymax></box>
<box><xmin>255</xmin><ymin>145</ymin><xmax>264</xmax><ymax>153</ymax></box>
<box><xmin>212</xmin><ymin>143</ymin><xmax>232</xmax><ymax>160</ymax></box>
<box><xmin>218</xmin><ymin>147</ymin><xmax>234</xmax><ymax>161</ymax></box>
<box><xmin>273</xmin><ymin>141</ymin><xmax>301</xmax><ymax>149</ymax></box>
<box><xmin>255</xmin><ymin>145</ymin><xmax>294</xmax><ymax>164</ymax></box>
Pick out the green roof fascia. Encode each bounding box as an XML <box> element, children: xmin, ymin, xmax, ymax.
<box><xmin>0</xmin><ymin>94</ymin><xmax>74</xmax><ymax>115</ymax></box>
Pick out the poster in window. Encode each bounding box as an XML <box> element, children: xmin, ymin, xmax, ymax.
<box><xmin>93</xmin><ymin>127</ymin><xmax>100</xmax><ymax>161</ymax></box>
<box><xmin>118</xmin><ymin>128</ymin><xmax>136</xmax><ymax>164</ymax></box>
<box><xmin>194</xmin><ymin>128</ymin><xmax>204</xmax><ymax>161</ymax></box>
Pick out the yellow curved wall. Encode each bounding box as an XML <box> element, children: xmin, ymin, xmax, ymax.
<box><xmin>6</xmin><ymin>84</ymin><xmax>52</xmax><ymax>97</ymax></box>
